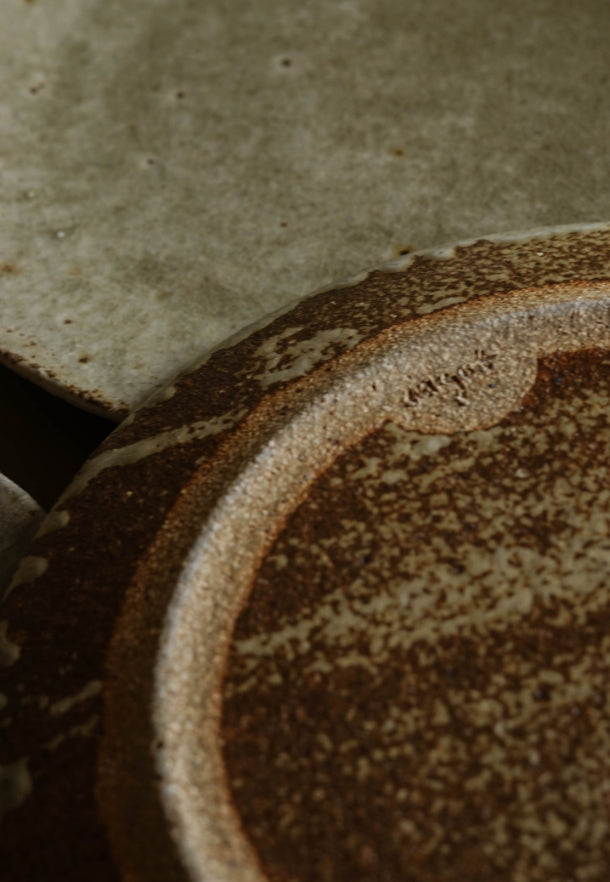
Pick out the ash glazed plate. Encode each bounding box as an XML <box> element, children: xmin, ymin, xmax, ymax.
<box><xmin>2</xmin><ymin>226</ymin><xmax>610</xmax><ymax>881</ymax></box>
<box><xmin>2</xmin><ymin>0</ymin><xmax>610</xmax><ymax>415</ymax></box>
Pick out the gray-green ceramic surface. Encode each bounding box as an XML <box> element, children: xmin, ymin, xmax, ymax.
<box><xmin>1</xmin><ymin>0</ymin><xmax>609</xmax><ymax>414</ymax></box>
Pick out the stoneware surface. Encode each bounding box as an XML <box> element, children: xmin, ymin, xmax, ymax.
<box><xmin>1</xmin><ymin>225</ymin><xmax>610</xmax><ymax>880</ymax></box>
<box><xmin>1</xmin><ymin>0</ymin><xmax>610</xmax><ymax>415</ymax></box>
<box><xmin>0</xmin><ymin>474</ymin><xmax>42</xmax><ymax>595</ymax></box>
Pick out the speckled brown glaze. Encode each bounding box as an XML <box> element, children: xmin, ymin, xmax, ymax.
<box><xmin>223</xmin><ymin>348</ymin><xmax>610</xmax><ymax>882</ymax></box>
<box><xmin>1</xmin><ymin>227</ymin><xmax>610</xmax><ymax>881</ymax></box>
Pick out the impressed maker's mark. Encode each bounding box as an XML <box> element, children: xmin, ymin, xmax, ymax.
<box><xmin>403</xmin><ymin>349</ymin><xmax>497</xmax><ymax>409</ymax></box>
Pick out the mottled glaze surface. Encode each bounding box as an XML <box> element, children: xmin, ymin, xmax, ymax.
<box><xmin>224</xmin><ymin>349</ymin><xmax>610</xmax><ymax>882</ymax></box>
<box><xmin>1</xmin><ymin>0</ymin><xmax>610</xmax><ymax>413</ymax></box>
<box><xmin>0</xmin><ymin>228</ymin><xmax>610</xmax><ymax>880</ymax></box>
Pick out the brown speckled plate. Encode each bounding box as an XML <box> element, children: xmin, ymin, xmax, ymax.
<box><xmin>2</xmin><ymin>226</ymin><xmax>610</xmax><ymax>881</ymax></box>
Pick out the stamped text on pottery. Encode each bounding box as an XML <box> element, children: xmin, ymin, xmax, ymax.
<box><xmin>403</xmin><ymin>349</ymin><xmax>497</xmax><ymax>408</ymax></box>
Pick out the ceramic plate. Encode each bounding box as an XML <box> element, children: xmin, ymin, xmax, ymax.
<box><xmin>1</xmin><ymin>1</ymin><xmax>610</xmax><ymax>415</ymax></box>
<box><xmin>2</xmin><ymin>226</ymin><xmax>610</xmax><ymax>880</ymax></box>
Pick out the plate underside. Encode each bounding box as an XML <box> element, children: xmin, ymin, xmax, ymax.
<box><xmin>224</xmin><ymin>348</ymin><xmax>610</xmax><ymax>882</ymax></box>
<box><xmin>2</xmin><ymin>229</ymin><xmax>610</xmax><ymax>881</ymax></box>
